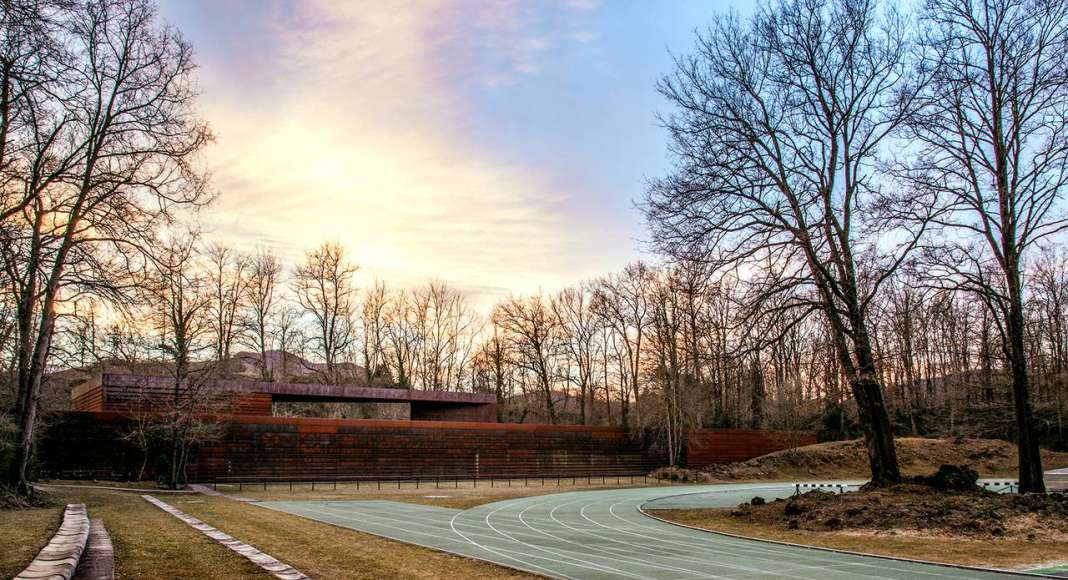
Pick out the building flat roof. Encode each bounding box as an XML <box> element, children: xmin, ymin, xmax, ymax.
<box><xmin>101</xmin><ymin>373</ymin><xmax>496</xmax><ymax>405</ymax></box>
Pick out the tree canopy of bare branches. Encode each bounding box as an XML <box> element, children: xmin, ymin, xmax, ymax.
<box><xmin>643</xmin><ymin>0</ymin><xmax>928</xmax><ymax>484</ymax></box>
<box><xmin>897</xmin><ymin>0</ymin><xmax>1068</xmax><ymax>493</ymax></box>
<box><xmin>2</xmin><ymin>0</ymin><xmax>212</xmax><ymax>493</ymax></box>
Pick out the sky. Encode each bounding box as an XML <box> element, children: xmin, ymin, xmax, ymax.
<box><xmin>157</xmin><ymin>0</ymin><xmax>741</xmax><ymax>308</ymax></box>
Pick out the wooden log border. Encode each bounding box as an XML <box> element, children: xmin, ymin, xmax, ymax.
<box><xmin>15</xmin><ymin>503</ymin><xmax>90</xmax><ymax>580</ymax></box>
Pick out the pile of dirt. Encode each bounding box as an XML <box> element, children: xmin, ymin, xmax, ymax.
<box><xmin>730</xmin><ymin>484</ymin><xmax>1068</xmax><ymax>541</ymax></box>
<box><xmin>700</xmin><ymin>437</ymin><xmax>1068</xmax><ymax>480</ymax></box>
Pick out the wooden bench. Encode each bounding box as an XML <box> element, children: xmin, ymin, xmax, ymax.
<box><xmin>15</xmin><ymin>504</ymin><xmax>90</xmax><ymax>580</ymax></box>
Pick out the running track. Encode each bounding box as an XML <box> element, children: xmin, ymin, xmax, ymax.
<box><xmin>259</xmin><ymin>482</ymin><xmax>1034</xmax><ymax>579</ymax></box>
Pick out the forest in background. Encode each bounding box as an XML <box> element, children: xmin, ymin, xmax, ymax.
<box><xmin>12</xmin><ymin>240</ymin><xmax>1068</xmax><ymax>464</ymax></box>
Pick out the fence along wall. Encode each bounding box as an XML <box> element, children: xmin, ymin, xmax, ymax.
<box><xmin>684</xmin><ymin>428</ymin><xmax>818</xmax><ymax>468</ymax></box>
<box><xmin>38</xmin><ymin>412</ymin><xmax>662</xmax><ymax>481</ymax></box>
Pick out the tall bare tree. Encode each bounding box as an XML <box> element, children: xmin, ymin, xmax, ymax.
<box><xmin>902</xmin><ymin>0</ymin><xmax>1068</xmax><ymax>492</ymax></box>
<box><xmin>359</xmin><ymin>279</ymin><xmax>389</xmax><ymax>383</ymax></box>
<box><xmin>143</xmin><ymin>231</ymin><xmax>217</xmax><ymax>487</ymax></box>
<box><xmin>644</xmin><ymin>0</ymin><xmax>926</xmax><ymax>484</ymax></box>
<box><xmin>411</xmin><ymin>280</ymin><xmax>477</xmax><ymax>390</ymax></box>
<box><xmin>553</xmin><ymin>285</ymin><xmax>598</xmax><ymax>424</ymax></box>
<box><xmin>591</xmin><ymin>263</ymin><xmax>651</xmax><ymax>431</ymax></box>
<box><xmin>3</xmin><ymin>0</ymin><xmax>211</xmax><ymax>493</ymax></box>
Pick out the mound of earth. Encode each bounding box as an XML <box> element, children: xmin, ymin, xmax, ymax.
<box><xmin>695</xmin><ymin>437</ymin><xmax>1068</xmax><ymax>480</ymax></box>
<box><xmin>730</xmin><ymin>485</ymin><xmax>1068</xmax><ymax>541</ymax></box>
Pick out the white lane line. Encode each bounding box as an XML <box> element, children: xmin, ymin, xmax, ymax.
<box><xmin>475</xmin><ymin>497</ymin><xmax>653</xmax><ymax>579</ymax></box>
<box><xmin>570</xmin><ymin>498</ymin><xmax>816</xmax><ymax>580</ymax></box>
<box><xmin>261</xmin><ymin>501</ymin><xmax>574</xmax><ymax>577</ymax></box>
<box><xmin>620</xmin><ymin>496</ymin><xmax>995</xmax><ymax>580</ymax></box>
<box><xmin>495</xmin><ymin>488</ymin><xmax>814</xmax><ymax>579</ymax></box>
<box><xmin>512</xmin><ymin>494</ymin><xmax>719</xmax><ymax>579</ymax></box>
<box><xmin>448</xmin><ymin>506</ymin><xmax>580</xmax><ymax>580</ymax></box>
<box><xmin>597</xmin><ymin>499</ymin><xmax>909</xmax><ymax>580</ymax></box>
<box><xmin>524</xmin><ymin>486</ymin><xmax>971</xmax><ymax>580</ymax></box>
<box><xmin>614</xmin><ymin>501</ymin><xmax>970</xmax><ymax>580</ymax></box>
<box><xmin>537</xmin><ymin>496</ymin><xmax>735</xmax><ymax>579</ymax></box>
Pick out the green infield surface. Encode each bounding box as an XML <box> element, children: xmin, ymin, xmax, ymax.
<box><xmin>256</xmin><ymin>481</ymin><xmax>1045</xmax><ymax>579</ymax></box>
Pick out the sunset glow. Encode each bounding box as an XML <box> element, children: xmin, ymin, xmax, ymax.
<box><xmin>158</xmin><ymin>0</ymin><xmax>720</xmax><ymax>305</ymax></box>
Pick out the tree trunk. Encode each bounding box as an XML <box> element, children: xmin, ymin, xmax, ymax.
<box><xmin>850</xmin><ymin>374</ymin><xmax>901</xmax><ymax>486</ymax></box>
<box><xmin>1006</xmin><ymin>290</ymin><xmax>1047</xmax><ymax>493</ymax></box>
<box><xmin>840</xmin><ymin>308</ymin><xmax>902</xmax><ymax>487</ymax></box>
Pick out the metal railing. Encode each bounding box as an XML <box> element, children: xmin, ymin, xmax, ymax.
<box><xmin>207</xmin><ymin>470</ymin><xmax>665</xmax><ymax>493</ymax></box>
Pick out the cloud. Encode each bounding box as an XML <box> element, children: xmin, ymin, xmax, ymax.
<box><xmin>192</xmin><ymin>0</ymin><xmax>608</xmax><ymax>302</ymax></box>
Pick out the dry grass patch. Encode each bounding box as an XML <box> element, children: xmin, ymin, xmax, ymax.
<box><xmin>173</xmin><ymin>495</ymin><xmax>534</xmax><ymax>579</ymax></box>
<box><xmin>1</xmin><ymin>488</ymin><xmax>268</xmax><ymax>579</ymax></box>
<box><xmin>658</xmin><ymin>507</ymin><xmax>1068</xmax><ymax>570</ymax></box>
<box><xmin>0</xmin><ymin>499</ymin><xmax>62</xmax><ymax>579</ymax></box>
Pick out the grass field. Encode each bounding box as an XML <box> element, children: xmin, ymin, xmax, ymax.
<box><xmin>656</xmin><ymin>508</ymin><xmax>1068</xmax><ymax>571</ymax></box>
<box><xmin>1</xmin><ymin>484</ymin><xmax>550</xmax><ymax>579</ymax></box>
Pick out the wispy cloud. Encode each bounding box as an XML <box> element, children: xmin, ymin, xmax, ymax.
<box><xmin>185</xmin><ymin>0</ymin><xmax>613</xmax><ymax>305</ymax></box>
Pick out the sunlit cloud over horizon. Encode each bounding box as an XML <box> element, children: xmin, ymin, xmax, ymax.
<box><xmin>159</xmin><ymin>0</ymin><xmax>729</xmax><ymax>308</ymax></box>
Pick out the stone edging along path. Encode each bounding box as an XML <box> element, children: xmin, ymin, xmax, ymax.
<box><xmin>15</xmin><ymin>503</ymin><xmax>90</xmax><ymax>580</ymax></box>
<box><xmin>142</xmin><ymin>495</ymin><xmax>308</xmax><ymax>580</ymax></box>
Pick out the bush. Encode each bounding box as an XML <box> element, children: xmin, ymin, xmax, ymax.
<box><xmin>910</xmin><ymin>464</ymin><xmax>980</xmax><ymax>491</ymax></box>
<box><xmin>649</xmin><ymin>466</ymin><xmax>713</xmax><ymax>483</ymax></box>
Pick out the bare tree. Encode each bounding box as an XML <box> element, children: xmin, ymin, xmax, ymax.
<box><xmin>206</xmin><ymin>243</ymin><xmax>249</xmax><ymax>365</ymax></box>
<box><xmin>553</xmin><ymin>285</ymin><xmax>598</xmax><ymax>424</ymax></box>
<box><xmin>411</xmin><ymin>280</ymin><xmax>477</xmax><ymax>391</ymax></box>
<box><xmin>901</xmin><ymin>0</ymin><xmax>1068</xmax><ymax>492</ymax></box>
<box><xmin>291</xmin><ymin>242</ymin><xmax>357</xmax><ymax>383</ymax></box>
<box><xmin>472</xmin><ymin>319</ymin><xmax>516</xmax><ymax>421</ymax></box>
<box><xmin>241</xmin><ymin>248</ymin><xmax>280</xmax><ymax>381</ymax></box>
<box><xmin>274</xmin><ymin>303</ymin><xmax>303</xmax><ymax>378</ymax></box>
<box><xmin>384</xmin><ymin>289</ymin><xmax>419</xmax><ymax>388</ymax></box>
<box><xmin>644</xmin><ymin>0</ymin><xmax>926</xmax><ymax>484</ymax></box>
<box><xmin>591</xmin><ymin>263</ymin><xmax>651</xmax><ymax>431</ymax></box>
<box><xmin>360</xmin><ymin>279</ymin><xmax>389</xmax><ymax>383</ymax></box>
<box><xmin>0</xmin><ymin>0</ymin><xmax>70</xmax><ymax>223</ymax></box>
<box><xmin>143</xmin><ymin>232</ymin><xmax>218</xmax><ymax>487</ymax></box>
<box><xmin>1032</xmin><ymin>250</ymin><xmax>1068</xmax><ymax>444</ymax></box>
<box><xmin>493</xmin><ymin>294</ymin><xmax>562</xmax><ymax>423</ymax></box>
<box><xmin>3</xmin><ymin>0</ymin><xmax>211</xmax><ymax>494</ymax></box>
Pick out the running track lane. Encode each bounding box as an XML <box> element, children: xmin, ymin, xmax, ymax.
<box><xmin>259</xmin><ymin>482</ymin><xmax>1035</xmax><ymax>579</ymax></box>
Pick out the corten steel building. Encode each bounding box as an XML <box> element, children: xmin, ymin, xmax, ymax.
<box><xmin>48</xmin><ymin>374</ymin><xmax>659</xmax><ymax>481</ymax></box>
<box><xmin>42</xmin><ymin>373</ymin><xmax>813</xmax><ymax>482</ymax></box>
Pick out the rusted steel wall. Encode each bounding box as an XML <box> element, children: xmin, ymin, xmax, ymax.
<box><xmin>70</xmin><ymin>386</ymin><xmax>104</xmax><ymax>412</ymax></box>
<box><xmin>37</xmin><ymin>412</ymin><xmax>661</xmax><ymax>481</ymax></box>
<box><xmin>684</xmin><ymin>428</ymin><xmax>817</xmax><ymax>468</ymax></box>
